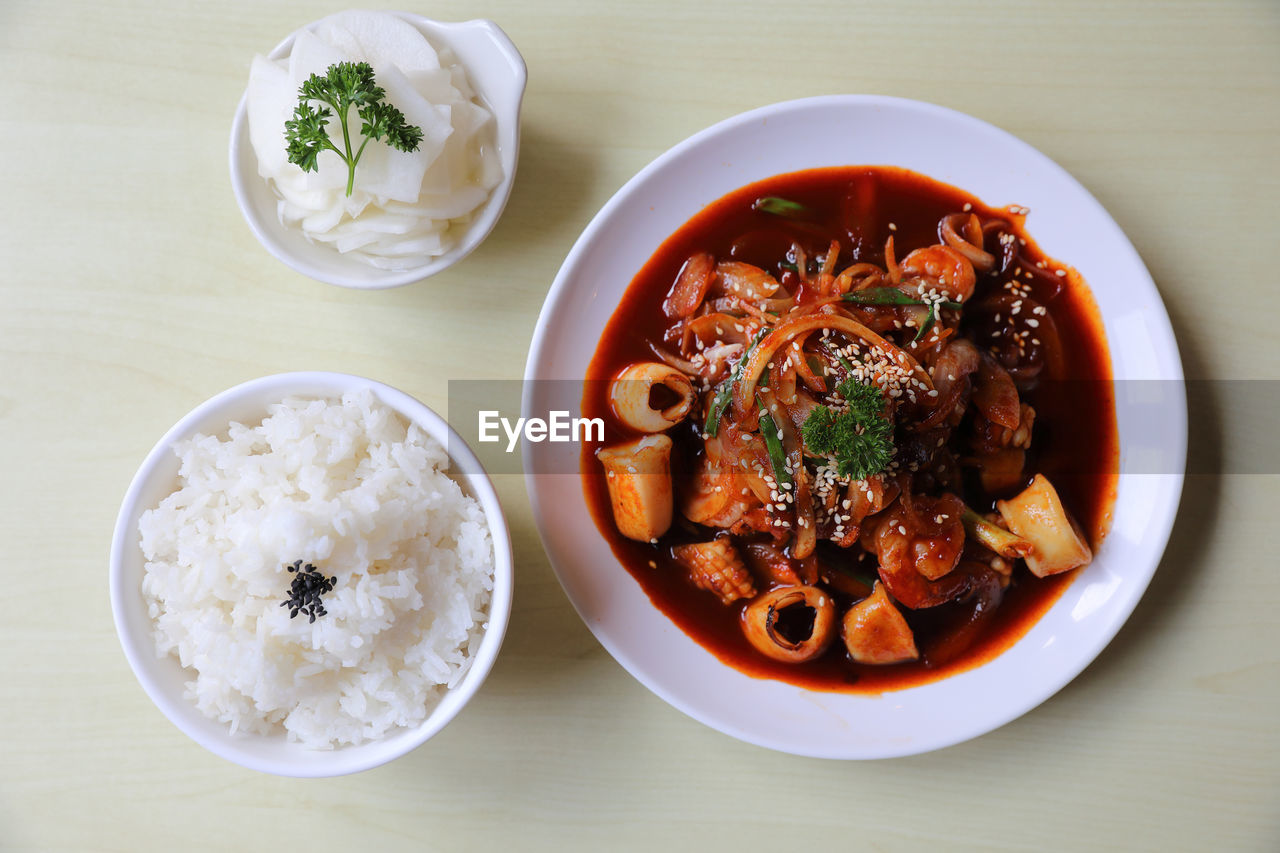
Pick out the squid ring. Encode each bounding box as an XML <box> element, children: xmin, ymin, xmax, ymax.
<box><xmin>741</xmin><ymin>585</ymin><xmax>836</xmax><ymax>663</ymax></box>
<box><xmin>609</xmin><ymin>362</ymin><xmax>696</xmax><ymax>433</ymax></box>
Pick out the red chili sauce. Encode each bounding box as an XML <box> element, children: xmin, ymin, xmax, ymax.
<box><xmin>581</xmin><ymin>166</ymin><xmax>1118</xmax><ymax>693</ymax></box>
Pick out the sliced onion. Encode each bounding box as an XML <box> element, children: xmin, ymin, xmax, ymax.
<box><xmin>733</xmin><ymin>313</ymin><xmax>933</xmax><ymax>416</ymax></box>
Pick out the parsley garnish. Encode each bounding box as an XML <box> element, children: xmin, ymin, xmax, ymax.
<box><xmin>801</xmin><ymin>378</ymin><xmax>894</xmax><ymax>480</ymax></box>
<box><xmin>284</xmin><ymin>61</ymin><xmax>425</xmax><ymax>197</ymax></box>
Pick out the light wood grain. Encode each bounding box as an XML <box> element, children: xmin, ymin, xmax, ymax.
<box><xmin>2</xmin><ymin>0</ymin><xmax>1277</xmax><ymax>849</ymax></box>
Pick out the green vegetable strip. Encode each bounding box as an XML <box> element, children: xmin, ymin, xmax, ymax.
<box><xmin>820</xmin><ymin>341</ymin><xmax>855</xmax><ymax>373</ymax></box>
<box><xmin>704</xmin><ymin>328</ymin><xmax>768</xmax><ymax>437</ymax></box>
<box><xmin>961</xmin><ymin>507</ymin><xmax>1032</xmax><ymax>558</ymax></box>
<box><xmin>841</xmin><ymin>287</ymin><xmax>961</xmax><ymax>309</ymax></box>
<box><xmin>753</xmin><ymin>196</ymin><xmax>808</xmax><ymax>217</ymax></box>
<box><xmin>757</xmin><ymin>398</ymin><xmax>793</xmax><ymax>491</ymax></box>
<box><xmin>912</xmin><ymin>304</ymin><xmax>937</xmax><ymax>344</ymax></box>
<box><xmin>703</xmin><ymin>381</ymin><xmax>734</xmax><ymax>437</ymax></box>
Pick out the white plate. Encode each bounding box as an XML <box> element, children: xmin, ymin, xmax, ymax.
<box><xmin>522</xmin><ymin>96</ymin><xmax>1185</xmax><ymax>758</ymax></box>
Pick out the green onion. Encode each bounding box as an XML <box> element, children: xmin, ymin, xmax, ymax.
<box><xmin>821</xmin><ymin>342</ymin><xmax>856</xmax><ymax>373</ymax></box>
<box><xmin>961</xmin><ymin>507</ymin><xmax>1032</xmax><ymax>558</ymax></box>
<box><xmin>757</xmin><ymin>398</ymin><xmax>793</xmax><ymax>490</ymax></box>
<box><xmin>703</xmin><ymin>328</ymin><xmax>768</xmax><ymax>437</ymax></box>
<box><xmin>841</xmin><ymin>287</ymin><xmax>961</xmax><ymax>309</ymax></box>
<box><xmin>912</xmin><ymin>304</ymin><xmax>938</xmax><ymax>344</ymax></box>
<box><xmin>753</xmin><ymin>196</ymin><xmax>808</xmax><ymax>217</ymax></box>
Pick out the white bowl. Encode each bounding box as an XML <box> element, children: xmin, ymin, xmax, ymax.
<box><xmin>523</xmin><ymin>95</ymin><xmax>1186</xmax><ymax>758</ymax></box>
<box><xmin>229</xmin><ymin>13</ymin><xmax>526</xmax><ymax>289</ymax></box>
<box><xmin>110</xmin><ymin>372</ymin><xmax>513</xmax><ymax>776</ymax></box>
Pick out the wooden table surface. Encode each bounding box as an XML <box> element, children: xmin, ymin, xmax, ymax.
<box><xmin>3</xmin><ymin>0</ymin><xmax>1277</xmax><ymax>849</ymax></box>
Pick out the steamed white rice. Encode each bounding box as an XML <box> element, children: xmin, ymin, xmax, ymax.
<box><xmin>138</xmin><ymin>390</ymin><xmax>493</xmax><ymax>748</ymax></box>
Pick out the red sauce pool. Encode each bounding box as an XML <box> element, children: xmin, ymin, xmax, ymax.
<box><xmin>581</xmin><ymin>166</ymin><xmax>1118</xmax><ymax>693</ymax></box>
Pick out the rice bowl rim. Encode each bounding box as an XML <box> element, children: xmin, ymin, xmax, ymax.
<box><xmin>109</xmin><ymin>371</ymin><xmax>513</xmax><ymax>777</ymax></box>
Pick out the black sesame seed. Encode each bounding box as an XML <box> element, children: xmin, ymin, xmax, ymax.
<box><xmin>282</xmin><ymin>560</ymin><xmax>337</xmax><ymax>622</ymax></box>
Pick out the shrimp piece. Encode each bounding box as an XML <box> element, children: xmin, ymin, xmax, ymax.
<box><xmin>609</xmin><ymin>362</ymin><xmax>696</xmax><ymax>433</ymax></box>
<box><xmin>672</xmin><ymin>539</ymin><xmax>757</xmax><ymax>605</ymax></box>
<box><xmin>842</xmin><ymin>582</ymin><xmax>919</xmax><ymax>664</ymax></box>
<box><xmin>597</xmin><ymin>435</ymin><xmax>674</xmax><ymax>543</ymax></box>
<box><xmin>900</xmin><ymin>245</ymin><xmax>976</xmax><ymax>303</ymax></box>
<box><xmin>741</xmin><ymin>585</ymin><xmax>837</xmax><ymax>663</ymax></box>
<box><xmin>865</xmin><ymin>493</ymin><xmax>968</xmax><ymax>608</ymax></box>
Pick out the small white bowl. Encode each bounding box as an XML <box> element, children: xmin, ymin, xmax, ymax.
<box><xmin>110</xmin><ymin>372</ymin><xmax>513</xmax><ymax>776</ymax></box>
<box><xmin>229</xmin><ymin>14</ymin><xmax>526</xmax><ymax>289</ymax></box>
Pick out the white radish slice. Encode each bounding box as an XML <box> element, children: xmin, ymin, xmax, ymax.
<box><xmin>329</xmin><ymin>211</ymin><xmax>420</xmax><ymax>236</ymax></box>
<box><xmin>301</xmin><ymin>204</ymin><xmax>348</xmax><ymax>235</ymax></box>
<box><xmin>350</xmin><ymin>65</ymin><xmax>451</xmax><ymax>203</ymax></box>
<box><xmin>375</xmin><ymin>234</ymin><xmax>447</xmax><ymax>256</ymax></box>
<box><xmin>320</xmin><ymin>11</ymin><xmax>441</xmax><ymax>77</ymax></box>
<box><xmin>334</xmin><ymin>231</ymin><xmax>385</xmax><ymax>253</ymax></box>
<box><xmin>401</xmin><ymin>187</ymin><xmax>489</xmax><ymax>220</ymax></box>
<box><xmin>246</xmin><ymin>56</ymin><xmax>296</xmax><ymax>177</ymax></box>
<box><xmin>310</xmin><ymin>23</ymin><xmax>360</xmax><ymax>60</ymax></box>
<box><xmin>407</xmin><ymin>68</ymin><xmax>460</xmax><ymax>105</ymax></box>
<box><xmin>288</xmin><ymin>30</ymin><xmax>346</xmax><ymax>88</ymax></box>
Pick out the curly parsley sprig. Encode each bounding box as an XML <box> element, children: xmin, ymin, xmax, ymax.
<box><xmin>284</xmin><ymin>61</ymin><xmax>424</xmax><ymax>197</ymax></box>
<box><xmin>801</xmin><ymin>378</ymin><xmax>894</xmax><ymax>480</ymax></box>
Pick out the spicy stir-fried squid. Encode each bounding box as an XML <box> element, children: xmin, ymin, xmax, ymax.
<box><xmin>590</xmin><ymin>173</ymin><xmax>1109</xmax><ymax>680</ymax></box>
